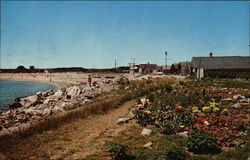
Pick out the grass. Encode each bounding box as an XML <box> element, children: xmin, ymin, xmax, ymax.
<box><xmin>0</xmin><ymin>78</ymin><xmax>173</xmax><ymax>156</ymax></box>
<box><xmin>86</xmin><ymin>125</ymin><xmax>250</xmax><ymax>160</ymax></box>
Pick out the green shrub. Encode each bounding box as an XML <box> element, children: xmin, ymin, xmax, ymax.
<box><xmin>105</xmin><ymin>141</ymin><xmax>129</xmax><ymax>160</ymax></box>
<box><xmin>186</xmin><ymin>130</ymin><xmax>220</xmax><ymax>154</ymax></box>
<box><xmin>159</xmin><ymin>121</ymin><xmax>176</xmax><ymax>135</ymax></box>
<box><xmin>146</xmin><ymin>80</ymin><xmax>153</xmax><ymax>84</ymax></box>
<box><xmin>161</xmin><ymin>145</ymin><xmax>187</xmax><ymax>160</ymax></box>
<box><xmin>135</xmin><ymin>147</ymin><xmax>151</xmax><ymax>160</ymax></box>
<box><xmin>161</xmin><ymin>84</ymin><xmax>173</xmax><ymax>94</ymax></box>
<box><xmin>133</xmin><ymin>110</ymin><xmax>154</xmax><ymax>127</ymax></box>
<box><xmin>179</xmin><ymin>81</ymin><xmax>185</xmax><ymax>86</ymax></box>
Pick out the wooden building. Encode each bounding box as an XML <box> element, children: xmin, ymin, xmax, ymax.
<box><xmin>191</xmin><ymin>53</ymin><xmax>250</xmax><ymax>79</ymax></box>
<box><xmin>178</xmin><ymin>61</ymin><xmax>191</xmax><ymax>76</ymax></box>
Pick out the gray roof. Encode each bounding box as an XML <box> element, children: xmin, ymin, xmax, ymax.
<box><xmin>191</xmin><ymin>56</ymin><xmax>250</xmax><ymax>69</ymax></box>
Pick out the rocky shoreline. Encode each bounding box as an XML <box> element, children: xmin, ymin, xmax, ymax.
<box><xmin>0</xmin><ymin>77</ymin><xmax>119</xmax><ymax>135</ymax></box>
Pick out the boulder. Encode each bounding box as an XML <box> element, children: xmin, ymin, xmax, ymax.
<box><xmin>177</xmin><ymin>131</ymin><xmax>188</xmax><ymax>138</ymax></box>
<box><xmin>63</xmin><ymin>103</ymin><xmax>74</xmax><ymax>111</ymax></box>
<box><xmin>232</xmin><ymin>103</ymin><xmax>241</xmax><ymax>108</ymax></box>
<box><xmin>43</xmin><ymin>98</ymin><xmax>55</xmax><ymax>104</ymax></box>
<box><xmin>143</xmin><ymin>142</ymin><xmax>153</xmax><ymax>148</ymax></box>
<box><xmin>221</xmin><ymin>98</ymin><xmax>233</xmax><ymax>105</ymax></box>
<box><xmin>31</xmin><ymin>115</ymin><xmax>41</xmax><ymax>120</ymax></box>
<box><xmin>36</xmin><ymin>91</ymin><xmax>42</xmax><ymax>96</ymax></box>
<box><xmin>141</xmin><ymin>128</ymin><xmax>152</xmax><ymax>136</ymax></box>
<box><xmin>52</xmin><ymin>105</ymin><xmax>65</xmax><ymax>114</ymax></box>
<box><xmin>140</xmin><ymin>98</ymin><xmax>149</xmax><ymax>105</ymax></box>
<box><xmin>20</xmin><ymin>95</ymin><xmax>38</xmax><ymax>107</ymax></box>
<box><xmin>9</xmin><ymin>101</ymin><xmax>23</xmax><ymax>109</ymax></box>
<box><xmin>84</xmin><ymin>94</ymin><xmax>94</xmax><ymax>100</ymax></box>
<box><xmin>53</xmin><ymin>90</ymin><xmax>63</xmax><ymax>97</ymax></box>
<box><xmin>24</xmin><ymin>108</ymin><xmax>42</xmax><ymax>115</ymax></box>
<box><xmin>42</xmin><ymin>108</ymin><xmax>52</xmax><ymax>116</ymax></box>
<box><xmin>233</xmin><ymin>95</ymin><xmax>240</xmax><ymax>100</ymax></box>
<box><xmin>67</xmin><ymin>86</ymin><xmax>81</xmax><ymax>97</ymax></box>
<box><xmin>117</xmin><ymin>118</ymin><xmax>130</xmax><ymax>124</ymax></box>
<box><xmin>239</xmin><ymin>98</ymin><xmax>248</xmax><ymax>103</ymax></box>
<box><xmin>128</xmin><ymin>111</ymin><xmax>135</xmax><ymax>119</ymax></box>
<box><xmin>0</xmin><ymin>125</ymin><xmax>4</xmax><ymax>131</ymax></box>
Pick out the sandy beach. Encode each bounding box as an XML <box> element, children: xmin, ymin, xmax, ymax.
<box><xmin>0</xmin><ymin>73</ymin><xmax>123</xmax><ymax>88</ymax></box>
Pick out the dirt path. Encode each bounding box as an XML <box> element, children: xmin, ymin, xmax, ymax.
<box><xmin>2</xmin><ymin>100</ymin><xmax>136</xmax><ymax>160</ymax></box>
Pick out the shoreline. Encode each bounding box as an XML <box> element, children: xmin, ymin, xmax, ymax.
<box><xmin>0</xmin><ymin>78</ymin><xmax>61</xmax><ymax>90</ymax></box>
<box><xmin>0</xmin><ymin>73</ymin><xmax>122</xmax><ymax>135</ymax></box>
<box><xmin>0</xmin><ymin>80</ymin><xmax>59</xmax><ymax>111</ymax></box>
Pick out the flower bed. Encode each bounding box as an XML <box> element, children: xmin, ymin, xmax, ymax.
<box><xmin>130</xmin><ymin>79</ymin><xmax>250</xmax><ymax>154</ymax></box>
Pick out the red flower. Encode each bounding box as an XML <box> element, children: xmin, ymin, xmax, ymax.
<box><xmin>234</xmin><ymin>133</ymin><xmax>241</xmax><ymax>137</ymax></box>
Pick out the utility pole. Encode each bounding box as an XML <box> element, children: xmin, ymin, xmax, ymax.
<box><xmin>115</xmin><ymin>59</ymin><xmax>117</xmax><ymax>69</ymax></box>
<box><xmin>132</xmin><ymin>58</ymin><xmax>135</xmax><ymax>76</ymax></box>
<box><xmin>165</xmin><ymin>51</ymin><xmax>168</xmax><ymax>74</ymax></box>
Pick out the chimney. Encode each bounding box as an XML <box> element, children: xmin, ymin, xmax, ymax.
<box><xmin>209</xmin><ymin>52</ymin><xmax>213</xmax><ymax>57</ymax></box>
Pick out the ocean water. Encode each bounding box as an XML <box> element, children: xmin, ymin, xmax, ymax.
<box><xmin>0</xmin><ymin>80</ymin><xmax>57</xmax><ymax>110</ymax></box>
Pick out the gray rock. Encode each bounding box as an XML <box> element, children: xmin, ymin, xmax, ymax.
<box><xmin>43</xmin><ymin>98</ymin><xmax>54</xmax><ymax>104</ymax></box>
<box><xmin>141</xmin><ymin>128</ymin><xmax>152</xmax><ymax>136</ymax></box>
<box><xmin>31</xmin><ymin>115</ymin><xmax>41</xmax><ymax>120</ymax></box>
<box><xmin>232</xmin><ymin>103</ymin><xmax>241</xmax><ymax>108</ymax></box>
<box><xmin>239</xmin><ymin>98</ymin><xmax>248</xmax><ymax>103</ymax></box>
<box><xmin>24</xmin><ymin>108</ymin><xmax>42</xmax><ymax>115</ymax></box>
<box><xmin>177</xmin><ymin>131</ymin><xmax>188</xmax><ymax>138</ymax></box>
<box><xmin>20</xmin><ymin>95</ymin><xmax>38</xmax><ymax>107</ymax></box>
<box><xmin>128</xmin><ymin>111</ymin><xmax>135</xmax><ymax>119</ymax></box>
<box><xmin>117</xmin><ymin>118</ymin><xmax>130</xmax><ymax>124</ymax></box>
<box><xmin>140</xmin><ymin>98</ymin><xmax>149</xmax><ymax>105</ymax></box>
<box><xmin>36</xmin><ymin>91</ymin><xmax>42</xmax><ymax>96</ymax></box>
<box><xmin>233</xmin><ymin>95</ymin><xmax>240</xmax><ymax>100</ymax></box>
<box><xmin>53</xmin><ymin>90</ymin><xmax>63</xmax><ymax>97</ymax></box>
<box><xmin>9</xmin><ymin>101</ymin><xmax>23</xmax><ymax>109</ymax></box>
<box><xmin>42</xmin><ymin>108</ymin><xmax>52</xmax><ymax>116</ymax></box>
<box><xmin>67</xmin><ymin>86</ymin><xmax>81</xmax><ymax>97</ymax></box>
<box><xmin>143</xmin><ymin>142</ymin><xmax>153</xmax><ymax>148</ymax></box>
<box><xmin>52</xmin><ymin>105</ymin><xmax>65</xmax><ymax>114</ymax></box>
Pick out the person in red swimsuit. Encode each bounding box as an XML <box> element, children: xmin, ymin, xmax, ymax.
<box><xmin>88</xmin><ymin>75</ymin><xmax>92</xmax><ymax>86</ymax></box>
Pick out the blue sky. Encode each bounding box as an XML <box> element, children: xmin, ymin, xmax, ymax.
<box><xmin>1</xmin><ymin>1</ymin><xmax>249</xmax><ymax>69</ymax></box>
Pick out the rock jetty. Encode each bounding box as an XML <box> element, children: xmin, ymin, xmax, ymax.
<box><xmin>0</xmin><ymin>78</ymin><xmax>118</xmax><ymax>135</ymax></box>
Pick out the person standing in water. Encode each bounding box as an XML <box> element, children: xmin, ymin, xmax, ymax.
<box><xmin>88</xmin><ymin>75</ymin><xmax>92</xmax><ymax>86</ymax></box>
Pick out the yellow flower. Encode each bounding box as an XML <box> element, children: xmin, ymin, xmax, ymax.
<box><xmin>192</xmin><ymin>109</ymin><xmax>200</xmax><ymax>113</ymax></box>
<box><xmin>213</xmin><ymin>107</ymin><xmax>220</xmax><ymax>112</ymax></box>
<box><xmin>179</xmin><ymin>125</ymin><xmax>185</xmax><ymax>128</ymax></box>
<box><xmin>209</xmin><ymin>102</ymin><xmax>219</xmax><ymax>106</ymax></box>
<box><xmin>222</xmin><ymin>108</ymin><xmax>228</xmax><ymax>112</ymax></box>
<box><xmin>155</xmin><ymin>121</ymin><xmax>160</xmax><ymax>125</ymax></box>
<box><xmin>210</xmin><ymin>104</ymin><xmax>216</xmax><ymax>108</ymax></box>
<box><xmin>192</xmin><ymin>106</ymin><xmax>198</xmax><ymax>110</ymax></box>
<box><xmin>202</xmin><ymin>106</ymin><xmax>211</xmax><ymax>112</ymax></box>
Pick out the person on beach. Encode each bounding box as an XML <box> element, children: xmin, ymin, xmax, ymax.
<box><xmin>88</xmin><ymin>75</ymin><xmax>92</xmax><ymax>86</ymax></box>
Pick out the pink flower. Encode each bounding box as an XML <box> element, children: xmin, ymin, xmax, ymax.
<box><xmin>234</xmin><ymin>133</ymin><xmax>241</xmax><ymax>137</ymax></box>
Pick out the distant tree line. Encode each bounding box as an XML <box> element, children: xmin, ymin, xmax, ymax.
<box><xmin>0</xmin><ymin>66</ymin><xmax>129</xmax><ymax>73</ymax></box>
